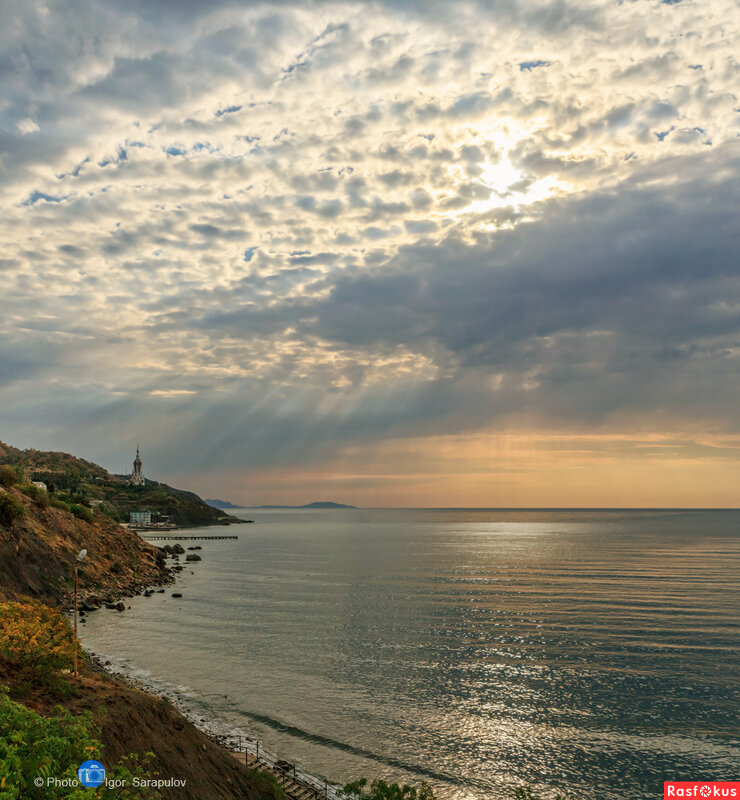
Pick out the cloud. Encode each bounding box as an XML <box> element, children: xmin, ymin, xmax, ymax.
<box><xmin>0</xmin><ymin>0</ymin><xmax>738</xmax><ymax>502</ymax></box>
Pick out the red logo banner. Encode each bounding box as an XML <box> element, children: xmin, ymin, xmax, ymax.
<box><xmin>664</xmin><ymin>783</ymin><xmax>740</xmax><ymax>798</ymax></box>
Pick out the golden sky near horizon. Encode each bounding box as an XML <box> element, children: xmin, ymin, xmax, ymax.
<box><xmin>1</xmin><ymin>0</ymin><xmax>739</xmax><ymax>505</ymax></box>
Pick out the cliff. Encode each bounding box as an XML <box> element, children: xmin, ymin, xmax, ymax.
<box><xmin>0</xmin><ymin>482</ymin><xmax>169</xmax><ymax>606</ymax></box>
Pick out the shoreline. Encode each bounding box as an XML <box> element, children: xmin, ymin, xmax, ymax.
<box><xmin>69</xmin><ymin>519</ymin><xmax>247</xmax><ymax>612</ymax></box>
<box><xmin>84</xmin><ymin>647</ymin><xmax>345</xmax><ymax>800</ymax></box>
<box><xmin>78</xmin><ymin>551</ymin><xmax>347</xmax><ymax>800</ymax></box>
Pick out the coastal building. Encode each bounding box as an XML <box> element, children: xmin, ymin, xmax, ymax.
<box><xmin>130</xmin><ymin>510</ymin><xmax>151</xmax><ymax>525</ymax></box>
<box><xmin>131</xmin><ymin>446</ymin><xmax>145</xmax><ymax>486</ymax></box>
<box><xmin>31</xmin><ymin>481</ymin><xmax>47</xmax><ymax>491</ymax></box>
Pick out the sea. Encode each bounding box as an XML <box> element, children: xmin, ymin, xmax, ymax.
<box><xmin>78</xmin><ymin>508</ymin><xmax>740</xmax><ymax>799</ymax></box>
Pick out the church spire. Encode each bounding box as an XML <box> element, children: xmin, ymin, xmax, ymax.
<box><xmin>131</xmin><ymin>445</ymin><xmax>144</xmax><ymax>486</ymax></box>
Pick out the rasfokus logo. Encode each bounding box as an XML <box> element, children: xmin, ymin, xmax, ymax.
<box><xmin>77</xmin><ymin>760</ymin><xmax>106</xmax><ymax>788</ymax></box>
<box><xmin>664</xmin><ymin>783</ymin><xmax>740</xmax><ymax>798</ymax></box>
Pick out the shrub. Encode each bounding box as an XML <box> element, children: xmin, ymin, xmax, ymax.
<box><xmin>50</xmin><ymin>498</ymin><xmax>71</xmax><ymax>513</ymax></box>
<box><xmin>0</xmin><ymin>494</ymin><xmax>26</xmax><ymax>528</ymax></box>
<box><xmin>0</xmin><ymin>601</ymin><xmax>79</xmax><ymax>683</ymax></box>
<box><xmin>99</xmin><ymin>503</ymin><xmax>121</xmax><ymax>522</ymax></box>
<box><xmin>0</xmin><ymin>690</ymin><xmax>162</xmax><ymax>799</ymax></box>
<box><xmin>0</xmin><ymin>465</ymin><xmax>18</xmax><ymax>487</ymax></box>
<box><xmin>69</xmin><ymin>504</ymin><xmax>93</xmax><ymax>523</ymax></box>
<box><xmin>342</xmin><ymin>779</ymin><xmax>436</xmax><ymax>800</ymax></box>
<box><xmin>20</xmin><ymin>483</ymin><xmax>50</xmax><ymax>508</ymax></box>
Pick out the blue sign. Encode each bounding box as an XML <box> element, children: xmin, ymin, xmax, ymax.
<box><xmin>77</xmin><ymin>760</ymin><xmax>106</xmax><ymax>788</ymax></box>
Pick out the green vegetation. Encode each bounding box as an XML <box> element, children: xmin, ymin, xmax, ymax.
<box><xmin>0</xmin><ymin>690</ymin><xmax>161</xmax><ymax>799</ymax></box>
<box><xmin>0</xmin><ymin>598</ymin><xmax>285</xmax><ymax>800</ymax></box>
<box><xmin>101</xmin><ymin>482</ymin><xmax>230</xmax><ymax>527</ymax></box>
<box><xmin>0</xmin><ymin>465</ymin><xmax>18</xmax><ymax>488</ymax></box>
<box><xmin>342</xmin><ymin>779</ymin><xmax>436</xmax><ymax>800</ymax></box>
<box><xmin>0</xmin><ymin>494</ymin><xmax>25</xmax><ymax>528</ymax></box>
<box><xmin>0</xmin><ymin>440</ymin><xmax>238</xmax><ymax>528</ymax></box>
<box><xmin>69</xmin><ymin>504</ymin><xmax>94</xmax><ymax>523</ymax></box>
<box><xmin>0</xmin><ymin>601</ymin><xmax>80</xmax><ymax>697</ymax></box>
<box><xmin>19</xmin><ymin>483</ymin><xmax>50</xmax><ymax>508</ymax></box>
<box><xmin>50</xmin><ymin>497</ymin><xmax>72</xmax><ymax>513</ymax></box>
<box><xmin>0</xmin><ymin>602</ymin><xmax>159</xmax><ymax>797</ymax></box>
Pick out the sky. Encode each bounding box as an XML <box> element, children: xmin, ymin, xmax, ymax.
<box><xmin>1</xmin><ymin>0</ymin><xmax>739</xmax><ymax>507</ymax></box>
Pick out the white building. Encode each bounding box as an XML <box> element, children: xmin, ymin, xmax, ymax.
<box><xmin>31</xmin><ymin>481</ymin><xmax>47</xmax><ymax>491</ymax></box>
<box><xmin>130</xmin><ymin>510</ymin><xmax>151</xmax><ymax>525</ymax></box>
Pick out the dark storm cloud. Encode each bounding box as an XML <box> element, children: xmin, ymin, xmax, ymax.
<box><xmin>182</xmin><ymin>147</ymin><xmax>740</xmax><ymax>429</ymax></box>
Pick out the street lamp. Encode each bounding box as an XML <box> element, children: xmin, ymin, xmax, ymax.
<box><xmin>73</xmin><ymin>549</ymin><xmax>86</xmax><ymax>678</ymax></box>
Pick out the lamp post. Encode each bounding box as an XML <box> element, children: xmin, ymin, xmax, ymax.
<box><xmin>73</xmin><ymin>549</ymin><xmax>87</xmax><ymax>678</ymax></box>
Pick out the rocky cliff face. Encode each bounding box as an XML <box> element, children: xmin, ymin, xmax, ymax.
<box><xmin>0</xmin><ymin>485</ymin><xmax>170</xmax><ymax>606</ymax></box>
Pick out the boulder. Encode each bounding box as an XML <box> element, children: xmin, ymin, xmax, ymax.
<box><xmin>172</xmin><ymin>592</ymin><xmax>183</xmax><ymax>598</ymax></box>
<box><xmin>171</xmin><ymin>543</ymin><xmax>185</xmax><ymax>554</ymax></box>
<box><xmin>187</xmin><ymin>546</ymin><xmax>202</xmax><ymax>550</ymax></box>
<box><xmin>114</xmin><ymin>601</ymin><xmax>125</xmax><ymax>612</ymax></box>
<box><xmin>185</xmin><ymin>553</ymin><xmax>201</xmax><ymax>562</ymax></box>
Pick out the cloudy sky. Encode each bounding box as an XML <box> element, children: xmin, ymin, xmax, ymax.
<box><xmin>1</xmin><ymin>0</ymin><xmax>739</xmax><ymax>506</ymax></box>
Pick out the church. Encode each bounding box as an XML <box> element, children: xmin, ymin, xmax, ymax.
<box><xmin>130</xmin><ymin>446</ymin><xmax>145</xmax><ymax>486</ymax></box>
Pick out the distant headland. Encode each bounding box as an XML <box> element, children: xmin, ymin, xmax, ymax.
<box><xmin>206</xmin><ymin>499</ymin><xmax>357</xmax><ymax>510</ymax></box>
<box><xmin>204</xmin><ymin>498</ymin><xmax>242</xmax><ymax>509</ymax></box>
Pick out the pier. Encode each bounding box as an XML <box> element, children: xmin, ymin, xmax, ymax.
<box><xmin>138</xmin><ymin>534</ymin><xmax>238</xmax><ymax>540</ymax></box>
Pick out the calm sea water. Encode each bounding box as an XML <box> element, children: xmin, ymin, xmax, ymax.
<box><xmin>79</xmin><ymin>509</ymin><xmax>740</xmax><ymax>799</ymax></box>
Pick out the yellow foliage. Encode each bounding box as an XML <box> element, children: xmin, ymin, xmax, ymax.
<box><xmin>0</xmin><ymin>601</ymin><xmax>78</xmax><ymax>675</ymax></box>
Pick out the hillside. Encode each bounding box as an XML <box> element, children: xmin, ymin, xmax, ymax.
<box><xmin>0</xmin><ymin>481</ymin><xmax>169</xmax><ymax>606</ymax></box>
<box><xmin>0</xmin><ymin>440</ymin><xmax>241</xmax><ymax>528</ymax></box>
<box><xmin>0</xmin><ymin>461</ymin><xmax>288</xmax><ymax>800</ymax></box>
<box><xmin>1</xmin><ymin>657</ymin><xmax>286</xmax><ymax>800</ymax></box>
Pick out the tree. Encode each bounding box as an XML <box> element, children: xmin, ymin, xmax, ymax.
<box><xmin>0</xmin><ymin>494</ymin><xmax>25</xmax><ymax>528</ymax></box>
<box><xmin>0</xmin><ymin>465</ymin><xmax>17</xmax><ymax>488</ymax></box>
<box><xmin>0</xmin><ymin>690</ymin><xmax>162</xmax><ymax>799</ymax></box>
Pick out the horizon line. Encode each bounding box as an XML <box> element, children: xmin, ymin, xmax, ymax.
<box><xmin>237</xmin><ymin>505</ymin><xmax>740</xmax><ymax>511</ymax></box>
